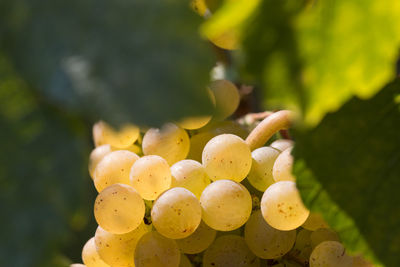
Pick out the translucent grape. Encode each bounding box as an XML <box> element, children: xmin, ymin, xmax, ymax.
<box><xmin>130</xmin><ymin>155</ymin><xmax>171</xmax><ymax>200</ymax></box>
<box><xmin>309</xmin><ymin>241</ymin><xmax>353</xmax><ymax>267</ymax></box>
<box><xmin>171</xmin><ymin>160</ymin><xmax>211</xmax><ymax>198</ymax></box>
<box><xmin>244</xmin><ymin>210</ymin><xmax>296</xmax><ymax>259</ymax></box>
<box><xmin>291</xmin><ymin>228</ymin><xmax>313</xmax><ymax>260</ymax></box>
<box><xmin>302</xmin><ymin>213</ymin><xmax>329</xmax><ymax>231</ymax></box>
<box><xmin>142</xmin><ymin>123</ymin><xmax>190</xmax><ymax>165</ymax></box>
<box><xmin>203</xmin><ymin>235</ymin><xmax>260</xmax><ymax>267</ymax></box>
<box><xmin>310</xmin><ymin>228</ymin><xmax>340</xmax><ymax>249</ymax></box>
<box><xmin>93</xmin><ymin>121</ymin><xmax>140</xmax><ymax>149</ymax></box>
<box><xmin>209</xmin><ymin>80</ymin><xmax>240</xmax><ymax>120</ymax></box>
<box><xmin>81</xmin><ymin>237</ymin><xmax>109</xmax><ymax>267</ymax></box>
<box><xmin>270</xmin><ymin>139</ymin><xmax>294</xmax><ymax>152</ymax></box>
<box><xmin>247</xmin><ymin>146</ymin><xmax>280</xmax><ymax>192</ymax></box>
<box><xmin>261</xmin><ymin>181</ymin><xmax>310</xmax><ymax>231</ymax></box>
<box><xmin>179</xmin><ymin>254</ymin><xmax>193</xmax><ymax>267</ymax></box>
<box><xmin>177</xmin><ymin>115</ymin><xmax>212</xmax><ymax>130</ymax></box>
<box><xmin>94</xmin><ymin>183</ymin><xmax>145</xmax><ymax>234</ymax></box>
<box><xmin>88</xmin><ymin>144</ymin><xmax>112</xmax><ymax>179</ymax></box>
<box><xmin>273</xmin><ymin>147</ymin><xmax>295</xmax><ymax>182</ymax></box>
<box><xmin>176</xmin><ymin>220</ymin><xmax>217</xmax><ymax>254</ymax></box>
<box><xmin>200</xmin><ymin>180</ymin><xmax>252</xmax><ymax>231</ymax></box>
<box><xmin>93</xmin><ymin>150</ymin><xmax>139</xmax><ymax>192</ymax></box>
<box><xmin>187</xmin><ymin>132</ymin><xmax>215</xmax><ymax>162</ymax></box>
<box><xmin>353</xmin><ymin>255</ymin><xmax>374</xmax><ymax>267</ymax></box>
<box><xmin>202</xmin><ymin>134</ymin><xmax>251</xmax><ymax>182</ymax></box>
<box><xmin>151</xmin><ymin>187</ymin><xmax>202</xmax><ymax>239</ymax></box>
<box><xmin>94</xmin><ymin>222</ymin><xmax>150</xmax><ymax>267</ymax></box>
<box><xmin>203</xmin><ymin>120</ymin><xmax>249</xmax><ymax>139</ymax></box>
<box><xmin>134</xmin><ymin>231</ymin><xmax>180</xmax><ymax>267</ymax></box>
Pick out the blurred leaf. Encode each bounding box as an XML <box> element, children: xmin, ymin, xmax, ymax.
<box><xmin>0</xmin><ymin>0</ymin><xmax>214</xmax><ymax>126</ymax></box>
<box><xmin>293</xmin><ymin>80</ymin><xmax>400</xmax><ymax>266</ymax></box>
<box><xmin>242</xmin><ymin>0</ymin><xmax>400</xmax><ymax>126</ymax></box>
<box><xmin>0</xmin><ymin>55</ymin><xmax>95</xmax><ymax>267</ymax></box>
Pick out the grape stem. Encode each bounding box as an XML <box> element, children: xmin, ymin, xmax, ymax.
<box><xmin>245</xmin><ymin>110</ymin><xmax>294</xmax><ymax>151</ymax></box>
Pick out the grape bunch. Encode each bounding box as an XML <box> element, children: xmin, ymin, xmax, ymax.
<box><xmin>73</xmin><ymin>79</ymin><xmax>372</xmax><ymax>267</ymax></box>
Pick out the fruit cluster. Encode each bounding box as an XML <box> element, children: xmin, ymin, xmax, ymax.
<box><xmin>72</xmin><ymin>80</ymin><xmax>371</xmax><ymax>267</ymax></box>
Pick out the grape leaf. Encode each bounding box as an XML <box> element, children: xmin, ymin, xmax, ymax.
<box><xmin>242</xmin><ymin>0</ymin><xmax>400</xmax><ymax>126</ymax></box>
<box><xmin>293</xmin><ymin>80</ymin><xmax>400</xmax><ymax>266</ymax></box>
<box><xmin>0</xmin><ymin>0</ymin><xmax>214</xmax><ymax>126</ymax></box>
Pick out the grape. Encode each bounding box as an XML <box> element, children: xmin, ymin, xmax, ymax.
<box><xmin>134</xmin><ymin>231</ymin><xmax>180</xmax><ymax>267</ymax></box>
<box><xmin>203</xmin><ymin>120</ymin><xmax>249</xmax><ymax>139</ymax></box>
<box><xmin>203</xmin><ymin>235</ymin><xmax>260</xmax><ymax>267</ymax></box>
<box><xmin>130</xmin><ymin>155</ymin><xmax>171</xmax><ymax>200</ymax></box>
<box><xmin>353</xmin><ymin>255</ymin><xmax>374</xmax><ymax>267</ymax></box>
<box><xmin>301</xmin><ymin>213</ymin><xmax>329</xmax><ymax>231</ymax></box>
<box><xmin>247</xmin><ymin>146</ymin><xmax>280</xmax><ymax>192</ymax></box>
<box><xmin>272</xmin><ymin>147</ymin><xmax>295</xmax><ymax>182</ymax></box>
<box><xmin>93</xmin><ymin>150</ymin><xmax>139</xmax><ymax>192</ymax></box>
<box><xmin>93</xmin><ymin>121</ymin><xmax>139</xmax><ymax>149</ymax></box>
<box><xmin>152</xmin><ymin>187</ymin><xmax>202</xmax><ymax>239</ymax></box>
<box><xmin>142</xmin><ymin>123</ymin><xmax>190</xmax><ymax>165</ymax></box>
<box><xmin>310</xmin><ymin>228</ymin><xmax>340</xmax><ymax>249</ymax></box>
<box><xmin>202</xmin><ymin>134</ymin><xmax>252</xmax><ymax>182</ymax></box>
<box><xmin>88</xmin><ymin>144</ymin><xmax>112</xmax><ymax>179</ymax></box>
<box><xmin>291</xmin><ymin>228</ymin><xmax>313</xmax><ymax>260</ymax></box>
<box><xmin>94</xmin><ymin>222</ymin><xmax>150</xmax><ymax>267</ymax></box>
<box><xmin>260</xmin><ymin>181</ymin><xmax>310</xmax><ymax>231</ymax></box>
<box><xmin>209</xmin><ymin>80</ymin><xmax>240</xmax><ymax>120</ymax></box>
<box><xmin>270</xmin><ymin>139</ymin><xmax>294</xmax><ymax>152</ymax></box>
<box><xmin>187</xmin><ymin>132</ymin><xmax>216</xmax><ymax>162</ymax></box>
<box><xmin>70</xmin><ymin>264</ymin><xmax>86</xmax><ymax>267</ymax></box>
<box><xmin>179</xmin><ymin>254</ymin><xmax>193</xmax><ymax>267</ymax></box>
<box><xmin>244</xmin><ymin>210</ymin><xmax>296</xmax><ymax>259</ymax></box>
<box><xmin>81</xmin><ymin>237</ymin><xmax>109</xmax><ymax>267</ymax></box>
<box><xmin>176</xmin><ymin>220</ymin><xmax>217</xmax><ymax>254</ymax></box>
<box><xmin>94</xmin><ymin>183</ymin><xmax>145</xmax><ymax>234</ymax></box>
<box><xmin>171</xmin><ymin>160</ymin><xmax>211</xmax><ymax>198</ymax></box>
<box><xmin>177</xmin><ymin>115</ymin><xmax>212</xmax><ymax>130</ymax></box>
<box><xmin>200</xmin><ymin>180</ymin><xmax>252</xmax><ymax>231</ymax></box>
<box><xmin>309</xmin><ymin>241</ymin><xmax>353</xmax><ymax>267</ymax></box>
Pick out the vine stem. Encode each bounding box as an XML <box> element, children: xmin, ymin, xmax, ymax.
<box><xmin>245</xmin><ymin>110</ymin><xmax>295</xmax><ymax>151</ymax></box>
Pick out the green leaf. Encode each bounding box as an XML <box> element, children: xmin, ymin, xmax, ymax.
<box><xmin>242</xmin><ymin>0</ymin><xmax>400</xmax><ymax>126</ymax></box>
<box><xmin>0</xmin><ymin>0</ymin><xmax>214</xmax><ymax>126</ymax></box>
<box><xmin>293</xmin><ymin>80</ymin><xmax>400</xmax><ymax>266</ymax></box>
<box><xmin>0</xmin><ymin>55</ymin><xmax>95</xmax><ymax>266</ymax></box>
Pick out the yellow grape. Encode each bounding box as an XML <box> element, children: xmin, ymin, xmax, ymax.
<box><xmin>301</xmin><ymin>213</ymin><xmax>329</xmax><ymax>231</ymax></box>
<box><xmin>187</xmin><ymin>131</ymin><xmax>216</xmax><ymax>162</ymax></box>
<box><xmin>81</xmin><ymin>237</ymin><xmax>109</xmax><ymax>267</ymax></box>
<box><xmin>88</xmin><ymin>144</ymin><xmax>112</xmax><ymax>179</ymax></box>
<box><xmin>176</xmin><ymin>220</ymin><xmax>217</xmax><ymax>254</ymax></box>
<box><xmin>202</xmin><ymin>134</ymin><xmax>252</xmax><ymax>182</ymax></box>
<box><xmin>93</xmin><ymin>121</ymin><xmax>140</xmax><ymax>149</ymax></box>
<box><xmin>270</xmin><ymin>139</ymin><xmax>294</xmax><ymax>152</ymax></box>
<box><xmin>142</xmin><ymin>123</ymin><xmax>190</xmax><ymax>165</ymax></box>
<box><xmin>209</xmin><ymin>80</ymin><xmax>240</xmax><ymax>120</ymax></box>
<box><xmin>292</xmin><ymin>228</ymin><xmax>313</xmax><ymax>260</ymax></box>
<box><xmin>177</xmin><ymin>115</ymin><xmax>212</xmax><ymax>130</ymax></box>
<box><xmin>70</xmin><ymin>264</ymin><xmax>86</xmax><ymax>267</ymax></box>
<box><xmin>179</xmin><ymin>254</ymin><xmax>193</xmax><ymax>267</ymax></box>
<box><xmin>353</xmin><ymin>255</ymin><xmax>374</xmax><ymax>267</ymax></box>
<box><xmin>309</xmin><ymin>241</ymin><xmax>353</xmax><ymax>267</ymax></box>
<box><xmin>171</xmin><ymin>159</ymin><xmax>211</xmax><ymax>198</ymax></box>
<box><xmin>272</xmin><ymin>147</ymin><xmax>295</xmax><ymax>182</ymax></box>
<box><xmin>93</xmin><ymin>150</ymin><xmax>139</xmax><ymax>192</ymax></box>
<box><xmin>130</xmin><ymin>155</ymin><xmax>171</xmax><ymax>200</ymax></box>
<box><xmin>202</xmin><ymin>120</ymin><xmax>249</xmax><ymax>139</ymax></box>
<box><xmin>94</xmin><ymin>183</ymin><xmax>145</xmax><ymax>234</ymax></box>
<box><xmin>310</xmin><ymin>228</ymin><xmax>340</xmax><ymax>249</ymax></box>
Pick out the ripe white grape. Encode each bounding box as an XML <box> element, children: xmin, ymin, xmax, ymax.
<box><xmin>309</xmin><ymin>241</ymin><xmax>353</xmax><ymax>267</ymax></box>
<box><xmin>310</xmin><ymin>228</ymin><xmax>340</xmax><ymax>249</ymax></box>
<box><xmin>179</xmin><ymin>254</ymin><xmax>193</xmax><ymax>267</ymax></box>
<box><xmin>187</xmin><ymin>131</ymin><xmax>215</xmax><ymax>162</ymax></box>
<box><xmin>152</xmin><ymin>187</ymin><xmax>202</xmax><ymax>239</ymax></box>
<box><xmin>93</xmin><ymin>121</ymin><xmax>140</xmax><ymax>148</ymax></box>
<box><xmin>270</xmin><ymin>139</ymin><xmax>294</xmax><ymax>152</ymax></box>
<box><xmin>247</xmin><ymin>146</ymin><xmax>280</xmax><ymax>191</ymax></box>
<box><xmin>272</xmin><ymin>147</ymin><xmax>295</xmax><ymax>182</ymax></box>
<box><xmin>142</xmin><ymin>123</ymin><xmax>190</xmax><ymax>165</ymax></box>
<box><xmin>202</xmin><ymin>134</ymin><xmax>252</xmax><ymax>182</ymax></box>
<box><xmin>302</xmin><ymin>212</ymin><xmax>329</xmax><ymax>231</ymax></box>
<box><xmin>88</xmin><ymin>144</ymin><xmax>112</xmax><ymax>179</ymax></box>
<box><xmin>130</xmin><ymin>155</ymin><xmax>171</xmax><ymax>200</ymax></box>
<box><xmin>134</xmin><ymin>231</ymin><xmax>180</xmax><ymax>267</ymax></box>
<box><xmin>94</xmin><ymin>183</ymin><xmax>145</xmax><ymax>234</ymax></box>
<box><xmin>203</xmin><ymin>120</ymin><xmax>248</xmax><ymax>139</ymax></box>
<box><xmin>171</xmin><ymin>160</ymin><xmax>211</xmax><ymax>198</ymax></box>
<box><xmin>261</xmin><ymin>181</ymin><xmax>310</xmax><ymax>231</ymax></box>
<box><xmin>176</xmin><ymin>220</ymin><xmax>217</xmax><ymax>254</ymax></box>
<box><xmin>203</xmin><ymin>235</ymin><xmax>260</xmax><ymax>267</ymax></box>
<box><xmin>292</xmin><ymin>228</ymin><xmax>313</xmax><ymax>260</ymax></box>
<box><xmin>209</xmin><ymin>80</ymin><xmax>240</xmax><ymax>120</ymax></box>
<box><xmin>93</xmin><ymin>150</ymin><xmax>139</xmax><ymax>192</ymax></box>
<box><xmin>94</xmin><ymin>222</ymin><xmax>150</xmax><ymax>267</ymax></box>
<box><xmin>177</xmin><ymin>115</ymin><xmax>212</xmax><ymax>130</ymax></box>
<box><xmin>200</xmin><ymin>180</ymin><xmax>252</xmax><ymax>231</ymax></box>
<box><xmin>81</xmin><ymin>237</ymin><xmax>109</xmax><ymax>267</ymax></box>
<box><xmin>244</xmin><ymin>210</ymin><xmax>296</xmax><ymax>259</ymax></box>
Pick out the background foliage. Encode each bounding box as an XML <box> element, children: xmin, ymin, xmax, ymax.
<box><xmin>0</xmin><ymin>0</ymin><xmax>399</xmax><ymax>266</ymax></box>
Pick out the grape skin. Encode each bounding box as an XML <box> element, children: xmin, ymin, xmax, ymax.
<box><xmin>94</xmin><ymin>183</ymin><xmax>145</xmax><ymax>234</ymax></box>
<box><xmin>272</xmin><ymin>147</ymin><xmax>295</xmax><ymax>182</ymax></box>
<box><xmin>310</xmin><ymin>228</ymin><xmax>340</xmax><ymax>249</ymax></box>
<box><xmin>88</xmin><ymin>144</ymin><xmax>112</xmax><ymax>179</ymax></box>
<box><xmin>176</xmin><ymin>220</ymin><xmax>217</xmax><ymax>254</ymax></box>
<box><xmin>151</xmin><ymin>187</ymin><xmax>202</xmax><ymax>239</ymax></box>
<box><xmin>270</xmin><ymin>139</ymin><xmax>294</xmax><ymax>152</ymax></box>
<box><xmin>309</xmin><ymin>241</ymin><xmax>353</xmax><ymax>267</ymax></box>
<box><xmin>200</xmin><ymin>180</ymin><xmax>252</xmax><ymax>231</ymax></box>
<box><xmin>93</xmin><ymin>121</ymin><xmax>139</xmax><ymax>149</ymax></box>
<box><xmin>302</xmin><ymin>212</ymin><xmax>329</xmax><ymax>231</ymax></box>
<box><xmin>177</xmin><ymin>115</ymin><xmax>212</xmax><ymax>130</ymax></box>
<box><xmin>179</xmin><ymin>254</ymin><xmax>193</xmax><ymax>267</ymax></box>
<box><xmin>209</xmin><ymin>80</ymin><xmax>240</xmax><ymax>119</ymax></box>
<box><xmin>81</xmin><ymin>237</ymin><xmax>109</xmax><ymax>267</ymax></box>
<box><xmin>134</xmin><ymin>231</ymin><xmax>180</xmax><ymax>267</ymax></box>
